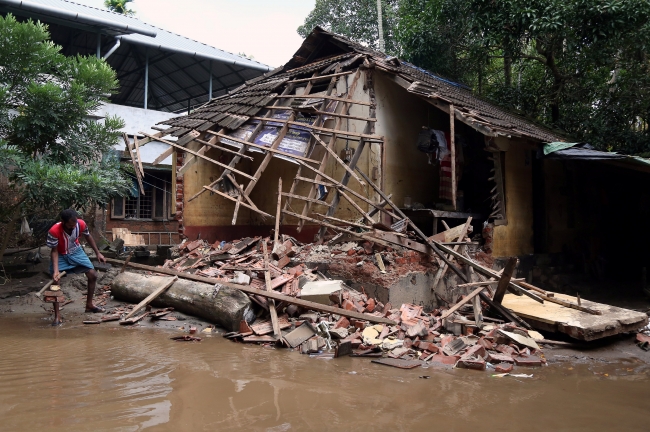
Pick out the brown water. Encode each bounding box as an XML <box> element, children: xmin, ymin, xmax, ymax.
<box><xmin>1</xmin><ymin>316</ymin><xmax>649</xmax><ymax>432</ymax></box>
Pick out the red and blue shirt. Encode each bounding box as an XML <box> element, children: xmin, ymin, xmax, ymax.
<box><xmin>47</xmin><ymin>220</ymin><xmax>89</xmax><ymax>255</ymax></box>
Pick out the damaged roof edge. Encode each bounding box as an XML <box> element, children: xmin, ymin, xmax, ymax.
<box><xmin>0</xmin><ymin>0</ymin><xmax>157</xmax><ymax>37</ymax></box>
<box><xmin>116</xmin><ymin>35</ymin><xmax>272</xmax><ymax>72</ymax></box>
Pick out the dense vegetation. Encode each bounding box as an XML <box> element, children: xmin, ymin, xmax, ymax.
<box><xmin>0</xmin><ymin>15</ymin><xmax>131</xmax><ymax>257</ymax></box>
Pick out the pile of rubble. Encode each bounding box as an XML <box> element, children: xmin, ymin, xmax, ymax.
<box><xmin>154</xmin><ymin>234</ymin><xmax>545</xmax><ymax>372</ymax></box>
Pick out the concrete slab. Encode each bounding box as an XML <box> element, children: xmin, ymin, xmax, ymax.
<box><xmin>502</xmin><ymin>292</ymin><xmax>648</xmax><ymax>341</ymax></box>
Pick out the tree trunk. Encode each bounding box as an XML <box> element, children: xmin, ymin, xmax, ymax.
<box><xmin>504</xmin><ymin>55</ymin><xmax>512</xmax><ymax>87</ymax></box>
<box><xmin>111</xmin><ymin>272</ymin><xmax>254</xmax><ymax>331</ymax></box>
<box><xmin>0</xmin><ymin>214</ymin><xmax>18</xmax><ymax>261</ymax></box>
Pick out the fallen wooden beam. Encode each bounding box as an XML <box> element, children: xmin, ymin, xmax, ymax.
<box><xmin>105</xmin><ymin>258</ymin><xmax>397</xmax><ymax>325</ymax></box>
<box><xmin>261</xmin><ymin>241</ymin><xmax>281</xmax><ymax>338</ymax></box>
<box><xmin>140</xmin><ymin>132</ymin><xmax>256</xmax><ymax>181</ymax></box>
<box><xmin>440</xmin><ymin>286</ymin><xmax>485</xmax><ymax>320</ymax></box>
<box><xmin>122</xmin><ymin>276</ymin><xmax>178</xmax><ymax>321</ymax></box>
<box><xmin>203</xmin><ymin>186</ymin><xmax>274</xmax><ymax>219</ymax></box>
<box><xmin>493</xmin><ymin>257</ymin><xmax>518</xmax><ymax>305</ymax></box>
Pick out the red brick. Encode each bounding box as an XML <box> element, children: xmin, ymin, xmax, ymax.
<box><xmin>353</xmin><ymin>320</ymin><xmax>367</xmax><ymax>330</ymax></box>
<box><xmin>429</xmin><ymin>354</ymin><xmax>460</xmax><ymax>365</ymax></box>
<box><xmin>487</xmin><ymin>352</ymin><xmax>514</xmax><ymax>364</ymax></box>
<box><xmin>334</xmin><ymin>317</ymin><xmax>350</xmax><ymax>329</ymax></box>
<box><xmin>347</xmin><ymin>249</ymin><xmax>356</xmax><ymax>256</ymax></box>
<box><xmin>477</xmin><ymin>337</ymin><xmax>494</xmax><ymax>350</ymax></box>
<box><xmin>342</xmin><ymin>299</ymin><xmax>355</xmax><ymax>311</ymax></box>
<box><xmin>456</xmin><ymin>356</ymin><xmax>486</xmax><ymax>371</ymax></box>
<box><xmin>463</xmin><ymin>344</ymin><xmax>486</xmax><ymax>360</ymax></box>
<box><xmin>496</xmin><ymin>344</ymin><xmax>517</xmax><ymax>356</ymax></box>
<box><xmin>514</xmin><ymin>356</ymin><xmax>542</xmax><ymax>367</ymax></box>
<box><xmin>495</xmin><ymin>362</ymin><xmax>514</xmax><ymax>373</ymax></box>
<box><xmin>365</xmin><ymin>298</ymin><xmax>376</xmax><ymax>313</ymax></box>
<box><xmin>276</xmin><ymin>255</ymin><xmax>291</xmax><ymax>269</ymax></box>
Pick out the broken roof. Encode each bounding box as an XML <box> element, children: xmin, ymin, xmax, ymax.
<box><xmin>160</xmin><ymin>27</ymin><xmax>565</xmax><ymax>142</ymax></box>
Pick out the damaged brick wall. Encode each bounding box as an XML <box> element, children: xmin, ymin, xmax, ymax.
<box><xmin>175</xmin><ymin>150</ymin><xmax>186</xmax><ymax>240</ymax></box>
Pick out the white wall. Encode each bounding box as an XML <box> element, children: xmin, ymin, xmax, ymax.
<box><xmin>94</xmin><ymin>103</ymin><xmax>182</xmax><ymax>165</ymax></box>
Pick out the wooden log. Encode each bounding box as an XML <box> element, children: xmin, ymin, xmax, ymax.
<box><xmin>105</xmin><ymin>258</ymin><xmax>396</xmax><ymax>325</ymax></box>
<box><xmin>493</xmin><ymin>257</ymin><xmax>518</xmax><ymax>305</ymax></box>
<box><xmin>122</xmin><ymin>276</ymin><xmax>178</xmax><ymax>321</ymax></box>
<box><xmin>111</xmin><ymin>272</ymin><xmax>254</xmax><ymax>332</ymax></box>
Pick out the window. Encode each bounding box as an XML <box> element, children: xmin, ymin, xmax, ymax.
<box><xmin>111</xmin><ymin>171</ymin><xmax>173</xmax><ymax>220</ymax></box>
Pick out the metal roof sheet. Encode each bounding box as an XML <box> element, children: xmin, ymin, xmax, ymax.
<box><xmin>0</xmin><ymin>0</ymin><xmax>270</xmax><ymax>71</ymax></box>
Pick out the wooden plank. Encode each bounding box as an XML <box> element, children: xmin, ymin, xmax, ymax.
<box><xmin>281</xmin><ymin>192</ymin><xmax>330</xmax><ymax>207</ymax></box>
<box><xmin>286</xmin><ymin>70</ymin><xmax>354</xmax><ymax>83</ymax></box>
<box><xmin>133</xmin><ymin>135</ymin><xmax>144</xmax><ymax>176</ymax></box>
<box><xmin>123</xmin><ymin>133</ymin><xmax>145</xmax><ymax>195</ymax></box>
<box><xmin>195</xmin><ymin>137</ymin><xmax>254</xmax><ymax>160</ymax></box>
<box><xmin>104</xmin><ymin>258</ymin><xmax>397</xmax><ymax>325</ymax></box>
<box><xmin>450</xmin><ymin>104</ymin><xmax>457</xmax><ymax>210</ymax></box>
<box><xmin>203</xmin><ymin>186</ymin><xmax>273</xmax><ymax>219</ymax></box>
<box><xmin>205</xmin><ymin>131</ymin><xmax>320</xmax><ymax>164</ymax></box>
<box><xmin>440</xmin><ymin>286</ymin><xmax>485</xmax><ymax>320</ymax></box>
<box><xmin>263</xmin><ymin>106</ymin><xmax>377</xmax><ymax>122</ymax></box>
<box><xmin>275</xmin><ymin>94</ymin><xmax>373</xmax><ymax>106</ymax></box>
<box><xmin>430</xmin><ymin>223</ymin><xmax>468</xmax><ymax>243</ymax></box>
<box><xmin>152</xmin><ymin>146</ymin><xmax>174</xmax><ymax>165</ymax></box>
<box><xmin>310</xmin><ymin>132</ymin><xmax>365</xmax><ymax>186</ymax></box>
<box><xmin>313</xmin><ymin>213</ymin><xmax>370</xmax><ymax>230</ymax></box>
<box><xmin>251</xmin><ymin>117</ymin><xmax>383</xmax><ymax>140</ymax></box>
<box><xmin>140</xmin><ymin>132</ymin><xmax>256</xmax><ymax>181</ymax></box>
<box><xmin>338</xmin><ymin>189</ymin><xmax>375</xmax><ymax>224</ymax></box>
<box><xmin>281</xmin><ymin>66</ymin><xmax>343</xmax><ymax>224</ymax></box>
<box><xmin>122</xmin><ymin>276</ymin><xmax>178</xmax><ymax>321</ymax></box>
<box><xmin>262</xmin><ymin>241</ymin><xmax>281</xmax><ymax>338</ymax></box>
<box><xmin>273</xmin><ymin>178</ymin><xmax>282</xmax><ymax>251</ymax></box>
<box><xmin>502</xmin><ymin>293</ymin><xmax>648</xmax><ymax>340</ymax></box>
<box><xmin>493</xmin><ymin>257</ymin><xmax>518</xmax><ymax>305</ymax></box>
<box><xmin>225</xmin><ymin>173</ymin><xmax>261</xmax><ymax>216</ymax></box>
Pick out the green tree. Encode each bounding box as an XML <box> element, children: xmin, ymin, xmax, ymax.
<box><xmin>298</xmin><ymin>0</ymin><xmax>401</xmax><ymax>55</ymax></box>
<box><xmin>0</xmin><ymin>14</ymin><xmax>132</xmax><ymax>258</ymax></box>
<box><xmin>104</xmin><ymin>0</ymin><xmax>135</xmax><ymax>15</ymax></box>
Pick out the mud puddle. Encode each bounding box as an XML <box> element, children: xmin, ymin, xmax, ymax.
<box><xmin>1</xmin><ymin>315</ymin><xmax>649</xmax><ymax>431</ymax></box>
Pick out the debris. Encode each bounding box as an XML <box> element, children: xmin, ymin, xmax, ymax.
<box><xmin>171</xmin><ymin>335</ymin><xmax>202</xmax><ymax>342</ymax></box>
<box><xmin>371</xmin><ymin>358</ymin><xmax>422</xmax><ymax>369</ymax></box>
<box><xmin>284</xmin><ymin>322</ymin><xmax>317</xmax><ymax>348</ymax></box>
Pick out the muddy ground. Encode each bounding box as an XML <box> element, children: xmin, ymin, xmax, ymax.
<box><xmin>2</xmin><ymin>246</ymin><xmax>650</xmax><ymax>366</ymax></box>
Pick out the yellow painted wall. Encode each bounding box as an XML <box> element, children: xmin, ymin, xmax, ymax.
<box><xmin>492</xmin><ymin>138</ymin><xmax>535</xmax><ymax>257</ymax></box>
<box><xmin>373</xmin><ymin>71</ymin><xmax>445</xmax><ymax>208</ymax></box>
<box><xmin>181</xmin><ymin>139</ymin><xmax>253</xmax><ymax>227</ymax></box>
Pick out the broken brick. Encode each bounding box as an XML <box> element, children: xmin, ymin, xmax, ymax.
<box><xmin>334</xmin><ymin>317</ymin><xmax>350</xmax><ymax>329</ymax></box>
<box><xmin>487</xmin><ymin>352</ymin><xmax>514</xmax><ymax>364</ymax></box>
<box><xmin>514</xmin><ymin>356</ymin><xmax>542</xmax><ymax>367</ymax></box>
<box><xmin>456</xmin><ymin>356</ymin><xmax>486</xmax><ymax>371</ymax></box>
<box><xmin>495</xmin><ymin>362</ymin><xmax>514</xmax><ymax>373</ymax></box>
<box><xmin>428</xmin><ymin>354</ymin><xmax>460</xmax><ymax>365</ymax></box>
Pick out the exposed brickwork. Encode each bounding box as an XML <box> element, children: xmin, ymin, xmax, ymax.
<box><xmin>175</xmin><ymin>151</ymin><xmax>186</xmax><ymax>240</ymax></box>
<box><xmin>105</xmin><ymin>202</ymin><xmax>180</xmax><ymax>245</ymax></box>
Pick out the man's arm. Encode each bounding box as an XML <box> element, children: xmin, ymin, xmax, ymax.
<box><xmin>51</xmin><ymin>248</ymin><xmax>60</xmax><ymax>282</ymax></box>
<box><xmin>84</xmin><ymin>233</ymin><xmax>106</xmax><ymax>263</ymax></box>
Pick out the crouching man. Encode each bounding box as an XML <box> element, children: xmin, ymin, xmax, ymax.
<box><xmin>47</xmin><ymin>209</ymin><xmax>106</xmax><ymax>325</ymax></box>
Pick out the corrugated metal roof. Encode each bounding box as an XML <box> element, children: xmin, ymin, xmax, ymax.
<box><xmin>0</xmin><ymin>0</ymin><xmax>270</xmax><ymax>71</ymax></box>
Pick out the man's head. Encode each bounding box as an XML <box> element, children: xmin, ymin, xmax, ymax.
<box><xmin>60</xmin><ymin>209</ymin><xmax>78</xmax><ymax>230</ymax></box>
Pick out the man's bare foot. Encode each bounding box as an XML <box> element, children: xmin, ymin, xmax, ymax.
<box><xmin>52</xmin><ymin>318</ymin><xmax>62</xmax><ymax>326</ymax></box>
<box><xmin>85</xmin><ymin>305</ymin><xmax>105</xmax><ymax>313</ymax></box>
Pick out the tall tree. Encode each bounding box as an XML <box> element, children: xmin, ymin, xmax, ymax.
<box><xmin>0</xmin><ymin>15</ymin><xmax>132</xmax><ymax>258</ymax></box>
<box><xmin>104</xmin><ymin>0</ymin><xmax>135</xmax><ymax>16</ymax></box>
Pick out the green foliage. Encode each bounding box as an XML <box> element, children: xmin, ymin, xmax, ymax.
<box><xmin>298</xmin><ymin>0</ymin><xmax>401</xmax><ymax>55</ymax></box>
<box><xmin>0</xmin><ymin>14</ymin><xmax>131</xmax><ymax>224</ymax></box>
<box><xmin>299</xmin><ymin>0</ymin><xmax>650</xmax><ymax>154</ymax></box>
<box><xmin>104</xmin><ymin>0</ymin><xmax>135</xmax><ymax>15</ymax></box>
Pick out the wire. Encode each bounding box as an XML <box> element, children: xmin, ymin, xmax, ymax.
<box><xmin>122</xmin><ymin>171</ymin><xmax>172</xmax><ymax>194</ymax></box>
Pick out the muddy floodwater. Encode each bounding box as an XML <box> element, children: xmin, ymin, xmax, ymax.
<box><xmin>0</xmin><ymin>316</ymin><xmax>649</xmax><ymax>431</ymax></box>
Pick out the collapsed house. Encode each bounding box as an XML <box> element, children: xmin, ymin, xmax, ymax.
<box><xmin>126</xmin><ymin>28</ymin><xmax>649</xmax><ymax>341</ymax></box>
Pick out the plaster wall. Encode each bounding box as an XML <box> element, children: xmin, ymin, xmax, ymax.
<box><xmin>492</xmin><ymin>138</ymin><xmax>535</xmax><ymax>257</ymax></box>
<box><xmin>373</xmin><ymin>71</ymin><xmax>446</xmax><ymax>209</ymax></box>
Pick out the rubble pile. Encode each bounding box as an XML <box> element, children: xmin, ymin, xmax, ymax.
<box><xmin>150</xmin><ymin>234</ymin><xmax>545</xmax><ymax>372</ymax></box>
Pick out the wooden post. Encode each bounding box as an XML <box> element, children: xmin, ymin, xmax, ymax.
<box><xmin>262</xmin><ymin>241</ymin><xmax>281</xmax><ymax>338</ymax></box>
<box><xmin>274</xmin><ymin>178</ymin><xmax>282</xmax><ymax>248</ymax></box>
<box><xmin>122</xmin><ymin>276</ymin><xmax>178</xmax><ymax>321</ymax></box>
<box><xmin>492</xmin><ymin>257</ymin><xmax>518</xmax><ymax>305</ymax></box>
<box><xmin>449</xmin><ymin>104</ymin><xmax>457</xmax><ymax>210</ymax></box>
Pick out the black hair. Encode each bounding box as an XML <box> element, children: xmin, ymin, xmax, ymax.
<box><xmin>60</xmin><ymin>209</ymin><xmax>78</xmax><ymax>223</ymax></box>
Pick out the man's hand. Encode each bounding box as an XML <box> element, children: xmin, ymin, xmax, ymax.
<box><xmin>53</xmin><ymin>271</ymin><xmax>61</xmax><ymax>283</ymax></box>
<box><xmin>96</xmin><ymin>252</ymin><xmax>106</xmax><ymax>264</ymax></box>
